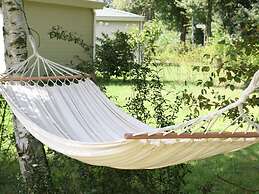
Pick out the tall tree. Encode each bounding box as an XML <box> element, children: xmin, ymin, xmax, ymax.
<box><xmin>155</xmin><ymin>0</ymin><xmax>189</xmax><ymax>42</ymax></box>
<box><xmin>112</xmin><ymin>0</ymin><xmax>128</xmax><ymax>10</ymax></box>
<box><xmin>2</xmin><ymin>0</ymin><xmax>52</xmax><ymax>193</ymax></box>
<box><xmin>128</xmin><ymin>0</ymin><xmax>155</xmax><ymax>20</ymax></box>
<box><xmin>216</xmin><ymin>0</ymin><xmax>258</xmax><ymax>52</ymax></box>
<box><xmin>206</xmin><ymin>0</ymin><xmax>213</xmax><ymax>37</ymax></box>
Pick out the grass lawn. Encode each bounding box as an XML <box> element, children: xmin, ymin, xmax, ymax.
<box><xmin>105</xmin><ymin>63</ymin><xmax>242</xmax><ymax>106</ymax></box>
<box><xmin>104</xmin><ymin>63</ymin><xmax>259</xmax><ymax>194</ymax></box>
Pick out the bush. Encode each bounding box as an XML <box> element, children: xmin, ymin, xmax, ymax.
<box><xmin>127</xmin><ymin>21</ymin><xmax>191</xmax><ymax>193</ymax></box>
<box><xmin>96</xmin><ymin>32</ymin><xmax>136</xmax><ymax>80</ymax></box>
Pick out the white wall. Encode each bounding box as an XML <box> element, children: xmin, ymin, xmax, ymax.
<box><xmin>24</xmin><ymin>1</ymin><xmax>94</xmax><ymax>66</ymax></box>
<box><xmin>96</xmin><ymin>20</ymin><xmax>139</xmax><ymax>38</ymax></box>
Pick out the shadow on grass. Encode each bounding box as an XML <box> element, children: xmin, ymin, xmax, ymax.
<box><xmin>184</xmin><ymin>144</ymin><xmax>259</xmax><ymax>194</ymax></box>
<box><xmin>98</xmin><ymin>77</ymin><xmax>202</xmax><ymax>87</ymax></box>
<box><xmin>98</xmin><ymin>77</ymin><xmax>244</xmax><ymax>90</ymax></box>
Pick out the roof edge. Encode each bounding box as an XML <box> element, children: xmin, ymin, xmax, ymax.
<box><xmin>26</xmin><ymin>0</ymin><xmax>106</xmax><ymax>9</ymax></box>
<box><xmin>96</xmin><ymin>16</ymin><xmax>145</xmax><ymax>22</ymax></box>
<box><xmin>95</xmin><ymin>8</ymin><xmax>145</xmax><ymax>22</ymax></box>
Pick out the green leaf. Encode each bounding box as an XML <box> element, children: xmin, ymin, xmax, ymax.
<box><xmin>193</xmin><ymin>66</ymin><xmax>200</xmax><ymax>72</ymax></box>
<box><xmin>219</xmin><ymin>77</ymin><xmax>227</xmax><ymax>83</ymax></box>
<box><xmin>230</xmin><ymin>85</ymin><xmax>235</xmax><ymax>91</ymax></box>
<box><xmin>201</xmin><ymin>66</ymin><xmax>210</xmax><ymax>72</ymax></box>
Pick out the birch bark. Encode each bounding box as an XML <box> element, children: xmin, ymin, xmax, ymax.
<box><xmin>2</xmin><ymin>0</ymin><xmax>52</xmax><ymax>193</ymax></box>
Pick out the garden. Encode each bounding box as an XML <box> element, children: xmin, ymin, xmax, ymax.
<box><xmin>0</xmin><ymin>0</ymin><xmax>259</xmax><ymax>193</ymax></box>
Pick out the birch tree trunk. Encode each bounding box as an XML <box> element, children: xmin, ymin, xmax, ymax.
<box><xmin>2</xmin><ymin>0</ymin><xmax>52</xmax><ymax>193</ymax></box>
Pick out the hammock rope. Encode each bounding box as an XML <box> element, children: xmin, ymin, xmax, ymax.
<box><xmin>0</xmin><ymin>34</ymin><xmax>258</xmax><ymax>169</ymax></box>
<box><xmin>0</xmin><ymin>36</ymin><xmax>89</xmax><ymax>82</ymax></box>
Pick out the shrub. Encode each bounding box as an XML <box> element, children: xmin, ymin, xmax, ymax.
<box><xmin>127</xmin><ymin>21</ymin><xmax>191</xmax><ymax>193</ymax></box>
<box><xmin>96</xmin><ymin>32</ymin><xmax>136</xmax><ymax>80</ymax></box>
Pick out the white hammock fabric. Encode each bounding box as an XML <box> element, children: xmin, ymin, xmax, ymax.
<box><xmin>0</xmin><ymin>36</ymin><xmax>259</xmax><ymax>169</ymax></box>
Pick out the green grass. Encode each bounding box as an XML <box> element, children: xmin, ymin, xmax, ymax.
<box><xmin>184</xmin><ymin>144</ymin><xmax>259</xmax><ymax>194</ymax></box>
<box><xmin>104</xmin><ymin>63</ymin><xmax>246</xmax><ymax>126</ymax></box>
<box><xmin>105</xmin><ymin>63</ymin><xmax>242</xmax><ymax>104</ymax></box>
<box><xmin>103</xmin><ymin>61</ymin><xmax>259</xmax><ymax>193</ymax></box>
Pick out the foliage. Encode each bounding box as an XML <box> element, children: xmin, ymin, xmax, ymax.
<box><xmin>112</xmin><ymin>0</ymin><xmax>130</xmax><ymax>10</ymax></box>
<box><xmin>127</xmin><ymin>0</ymin><xmax>155</xmax><ymax>20</ymax></box>
<box><xmin>154</xmin><ymin>1</ymin><xmax>189</xmax><ymax>29</ymax></box>
<box><xmin>120</xmin><ymin>0</ymin><xmax>258</xmax><ymax>45</ymax></box>
<box><xmin>176</xmin><ymin>0</ymin><xmax>207</xmax><ymax>22</ymax></box>
<box><xmin>174</xmin><ymin>35</ymin><xmax>259</xmax><ymax>125</ymax></box>
<box><xmin>96</xmin><ymin>31</ymin><xmax>136</xmax><ymax>80</ymax></box>
<box><xmin>125</xmin><ymin>0</ymin><xmax>214</xmax><ymax>43</ymax></box>
<box><xmin>128</xmin><ymin>0</ymin><xmax>190</xmax><ymax>41</ymax></box>
<box><xmin>127</xmin><ymin>21</ymin><xmax>190</xmax><ymax>193</ymax></box>
<box><xmin>126</xmin><ymin>21</ymin><xmax>162</xmax><ymax>122</ymax></box>
<box><xmin>216</xmin><ymin>0</ymin><xmax>258</xmax><ymax>39</ymax></box>
<box><xmin>0</xmin><ymin>97</ymin><xmax>27</xmax><ymax>194</ymax></box>
<box><xmin>193</xmin><ymin>0</ymin><xmax>258</xmax><ymax>112</ymax></box>
<box><xmin>48</xmin><ymin>151</ymin><xmax>190</xmax><ymax>194</ymax></box>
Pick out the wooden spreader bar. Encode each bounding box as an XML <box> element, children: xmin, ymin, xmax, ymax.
<box><xmin>124</xmin><ymin>132</ymin><xmax>259</xmax><ymax>139</ymax></box>
<box><xmin>0</xmin><ymin>75</ymin><xmax>87</xmax><ymax>82</ymax></box>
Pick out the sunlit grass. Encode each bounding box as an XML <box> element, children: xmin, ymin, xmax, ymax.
<box><xmin>103</xmin><ymin>60</ymin><xmax>259</xmax><ymax>194</ymax></box>
<box><xmin>184</xmin><ymin>143</ymin><xmax>259</xmax><ymax>194</ymax></box>
<box><xmin>104</xmin><ymin>63</ymin><xmax>248</xmax><ymax>127</ymax></box>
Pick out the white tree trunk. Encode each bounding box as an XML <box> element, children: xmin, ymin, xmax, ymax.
<box><xmin>2</xmin><ymin>0</ymin><xmax>52</xmax><ymax>193</ymax></box>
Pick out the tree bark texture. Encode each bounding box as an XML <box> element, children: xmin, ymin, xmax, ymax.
<box><xmin>179</xmin><ymin>10</ymin><xmax>189</xmax><ymax>43</ymax></box>
<box><xmin>206</xmin><ymin>0</ymin><xmax>213</xmax><ymax>37</ymax></box>
<box><xmin>2</xmin><ymin>0</ymin><xmax>52</xmax><ymax>193</ymax></box>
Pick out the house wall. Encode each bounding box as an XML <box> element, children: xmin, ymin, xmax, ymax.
<box><xmin>96</xmin><ymin>20</ymin><xmax>140</xmax><ymax>38</ymax></box>
<box><xmin>24</xmin><ymin>1</ymin><xmax>94</xmax><ymax>66</ymax></box>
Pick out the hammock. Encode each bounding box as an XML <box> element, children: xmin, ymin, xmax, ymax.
<box><xmin>0</xmin><ymin>35</ymin><xmax>258</xmax><ymax>169</ymax></box>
